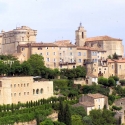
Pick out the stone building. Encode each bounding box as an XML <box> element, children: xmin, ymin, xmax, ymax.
<box><xmin>114</xmin><ymin>98</ymin><xmax>125</xmax><ymax>124</ymax></box>
<box><xmin>0</xmin><ymin>77</ymin><xmax>53</xmax><ymax>105</ymax></box>
<box><xmin>1</xmin><ymin>26</ymin><xmax>37</xmax><ymax>54</ymax></box>
<box><xmin>75</xmin><ymin>23</ymin><xmax>124</xmax><ymax>57</ymax></box>
<box><xmin>73</xmin><ymin>93</ymin><xmax>108</xmax><ymax>115</ymax></box>
<box><xmin>0</xmin><ymin>24</ymin><xmax>124</xmax><ymax>78</ymax></box>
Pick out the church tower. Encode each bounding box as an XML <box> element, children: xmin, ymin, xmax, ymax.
<box><xmin>75</xmin><ymin>23</ymin><xmax>87</xmax><ymax>47</ymax></box>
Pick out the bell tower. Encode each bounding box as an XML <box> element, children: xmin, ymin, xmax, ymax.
<box><xmin>75</xmin><ymin>23</ymin><xmax>87</xmax><ymax>47</ymax></box>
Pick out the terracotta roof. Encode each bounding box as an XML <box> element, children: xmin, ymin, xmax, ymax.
<box><xmin>77</xmin><ymin>46</ymin><xmax>106</xmax><ymax>52</ymax></box>
<box><xmin>87</xmin><ymin>93</ymin><xmax>105</xmax><ymax>99</ymax></box>
<box><xmin>108</xmin><ymin>59</ymin><xmax>125</xmax><ymax>63</ymax></box>
<box><xmin>30</xmin><ymin>43</ymin><xmax>58</xmax><ymax>47</ymax></box>
<box><xmin>73</xmin><ymin>102</ymin><xmax>94</xmax><ymax>107</ymax></box>
<box><xmin>18</xmin><ymin>44</ymin><xmax>28</xmax><ymax>47</ymax></box>
<box><xmin>86</xmin><ymin>35</ymin><xmax>122</xmax><ymax>42</ymax></box>
<box><xmin>113</xmin><ymin>59</ymin><xmax>125</xmax><ymax>63</ymax></box>
<box><xmin>54</xmin><ymin>40</ymin><xmax>76</xmax><ymax>47</ymax></box>
<box><xmin>107</xmin><ymin>59</ymin><xmax>115</xmax><ymax>63</ymax></box>
<box><xmin>80</xmin><ymin>102</ymin><xmax>94</xmax><ymax>107</ymax></box>
<box><xmin>19</xmin><ymin>43</ymin><xmax>58</xmax><ymax>47</ymax></box>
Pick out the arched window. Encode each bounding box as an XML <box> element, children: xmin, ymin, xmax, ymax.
<box><xmin>36</xmin><ymin>89</ymin><xmax>39</xmax><ymax>94</ymax></box>
<box><xmin>33</xmin><ymin>89</ymin><xmax>35</xmax><ymax>95</ymax></box>
<box><xmin>40</xmin><ymin>88</ymin><xmax>43</xmax><ymax>94</ymax></box>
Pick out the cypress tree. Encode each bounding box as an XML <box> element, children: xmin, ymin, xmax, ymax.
<box><xmin>64</xmin><ymin>104</ymin><xmax>71</xmax><ymax>125</ymax></box>
<box><xmin>58</xmin><ymin>101</ymin><xmax>64</xmax><ymax>122</ymax></box>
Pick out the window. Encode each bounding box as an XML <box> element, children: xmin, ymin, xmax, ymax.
<box><xmin>22</xmin><ymin>37</ymin><xmax>24</xmax><ymax>41</ymax></box>
<box><xmin>21</xmin><ymin>84</ymin><xmax>23</xmax><ymax>87</ymax></box>
<box><xmin>40</xmin><ymin>88</ymin><xmax>43</xmax><ymax>94</ymax></box>
<box><xmin>11</xmin><ymin>84</ymin><xmax>12</xmax><ymax>87</ymax></box>
<box><xmin>27</xmin><ymin>83</ymin><xmax>29</xmax><ymax>87</ymax></box>
<box><xmin>69</xmin><ymin>47</ymin><xmax>72</xmax><ymax>50</ymax></box>
<box><xmin>119</xmin><ymin>65</ymin><xmax>121</xmax><ymax>69</ymax></box>
<box><xmin>59</xmin><ymin>47</ymin><xmax>61</xmax><ymax>50</ymax></box>
<box><xmin>82</xmin><ymin>32</ymin><xmax>84</xmax><ymax>38</ymax></box>
<box><xmin>78</xmin><ymin>52</ymin><xmax>81</xmax><ymax>56</ymax></box>
<box><xmin>14</xmin><ymin>84</ymin><xmax>16</xmax><ymax>87</ymax></box>
<box><xmin>27</xmin><ymin>92</ymin><xmax>29</xmax><ymax>95</ymax></box>
<box><xmin>70</xmin><ymin>52</ymin><xmax>72</xmax><ymax>56</ymax></box>
<box><xmin>0</xmin><ymin>90</ymin><xmax>1</xmax><ymax>95</ymax></box>
<box><xmin>53</xmin><ymin>52</ymin><xmax>56</xmax><ymax>55</ymax></box>
<box><xmin>46</xmin><ymin>52</ymin><xmax>49</xmax><ymax>55</ymax></box>
<box><xmin>38</xmin><ymin>47</ymin><xmax>42</xmax><ymax>50</ymax></box>
<box><xmin>18</xmin><ymin>84</ymin><xmax>19</xmax><ymax>87</ymax></box>
<box><xmin>24</xmin><ymin>92</ymin><xmax>26</xmax><ymax>95</ymax></box>
<box><xmin>112</xmin><ymin>65</ymin><xmax>113</xmax><ymax>69</ymax></box>
<box><xmin>0</xmin><ymin>81</ymin><xmax>2</xmax><ymax>87</ymax></box>
<box><xmin>36</xmin><ymin>89</ymin><xmax>39</xmax><ymax>94</ymax></box>
<box><xmin>19</xmin><ymin>93</ymin><xmax>21</xmax><ymax>96</ymax></box>
<box><xmin>78</xmin><ymin>59</ymin><xmax>81</xmax><ymax>63</ymax></box>
<box><xmin>47</xmin><ymin>58</ymin><xmax>49</xmax><ymax>62</ymax></box>
<box><xmin>46</xmin><ymin>47</ymin><xmax>48</xmax><ymax>49</ymax></box>
<box><xmin>22</xmin><ymin>48</ymin><xmax>24</xmax><ymax>51</ymax></box>
<box><xmin>14</xmin><ymin>93</ymin><xmax>16</xmax><ymax>96</ymax></box>
<box><xmin>54</xmin><ymin>58</ymin><xmax>56</xmax><ymax>62</ymax></box>
<box><xmin>99</xmin><ymin>105</ymin><xmax>100</xmax><ymax>109</ymax></box>
<box><xmin>33</xmin><ymin>89</ymin><xmax>35</xmax><ymax>95</ymax></box>
<box><xmin>24</xmin><ymin>84</ymin><xmax>25</xmax><ymax>87</ymax></box>
<box><xmin>40</xmin><ymin>53</ymin><xmax>42</xmax><ymax>56</ymax></box>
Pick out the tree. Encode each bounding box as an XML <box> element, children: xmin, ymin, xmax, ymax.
<box><xmin>112</xmin><ymin>52</ymin><xmax>118</xmax><ymax>59</ymax></box>
<box><xmin>108</xmin><ymin>55</ymin><xmax>112</xmax><ymax>59</ymax></box>
<box><xmin>70</xmin><ymin>106</ymin><xmax>87</xmax><ymax>117</ymax></box>
<box><xmin>83</xmin><ymin>116</ymin><xmax>93</xmax><ymax>125</ymax></box>
<box><xmin>98</xmin><ymin>77</ymin><xmax>108</xmax><ymax>86</ymax></box>
<box><xmin>58</xmin><ymin>101</ymin><xmax>64</xmax><ymax>123</ymax></box>
<box><xmin>28</xmin><ymin>54</ymin><xmax>44</xmax><ymax>76</ymax></box>
<box><xmin>64</xmin><ymin>104</ymin><xmax>71</xmax><ymax>125</ymax></box>
<box><xmin>40</xmin><ymin>119</ymin><xmax>54</xmax><ymax>125</ymax></box>
<box><xmin>21</xmin><ymin>61</ymin><xmax>32</xmax><ymax>75</ymax></box>
<box><xmin>108</xmin><ymin>77</ymin><xmax>116</xmax><ymax>87</ymax></box>
<box><xmin>90</xmin><ymin>109</ymin><xmax>116</xmax><ymax>125</ymax></box>
<box><xmin>112</xmin><ymin>105</ymin><xmax>122</xmax><ymax>111</ymax></box>
<box><xmin>71</xmin><ymin>115</ymin><xmax>83</xmax><ymax>125</ymax></box>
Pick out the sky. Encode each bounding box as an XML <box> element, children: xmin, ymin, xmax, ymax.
<box><xmin>0</xmin><ymin>0</ymin><xmax>125</xmax><ymax>48</ymax></box>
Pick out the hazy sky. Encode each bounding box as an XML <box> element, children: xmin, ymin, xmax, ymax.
<box><xmin>0</xmin><ymin>0</ymin><xmax>125</xmax><ymax>47</ymax></box>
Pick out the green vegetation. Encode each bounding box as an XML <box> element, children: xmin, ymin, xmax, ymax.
<box><xmin>89</xmin><ymin>109</ymin><xmax>116</xmax><ymax>125</ymax></box>
<box><xmin>108</xmin><ymin>52</ymin><xmax>119</xmax><ymax>60</ymax></box>
<box><xmin>60</xmin><ymin>66</ymin><xmax>86</xmax><ymax>79</ymax></box>
<box><xmin>98</xmin><ymin>76</ymin><xmax>116</xmax><ymax>87</ymax></box>
<box><xmin>82</xmin><ymin>84</ymin><xmax>110</xmax><ymax>96</ymax></box>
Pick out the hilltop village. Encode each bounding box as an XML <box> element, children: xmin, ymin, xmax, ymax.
<box><xmin>0</xmin><ymin>24</ymin><xmax>125</xmax><ymax>125</ymax></box>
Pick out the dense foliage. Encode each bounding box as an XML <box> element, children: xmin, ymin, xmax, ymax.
<box><xmin>60</xmin><ymin>66</ymin><xmax>86</xmax><ymax>79</ymax></box>
<box><xmin>82</xmin><ymin>84</ymin><xmax>110</xmax><ymax>96</ymax></box>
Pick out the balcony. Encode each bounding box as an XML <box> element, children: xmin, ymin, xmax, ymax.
<box><xmin>59</xmin><ymin>61</ymin><xmax>76</xmax><ymax>65</ymax></box>
<box><xmin>83</xmin><ymin>59</ymin><xmax>93</xmax><ymax>65</ymax></box>
<box><xmin>98</xmin><ymin>59</ymin><xmax>107</xmax><ymax>67</ymax></box>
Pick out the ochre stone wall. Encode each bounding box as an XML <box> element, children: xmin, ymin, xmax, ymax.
<box><xmin>0</xmin><ymin>77</ymin><xmax>53</xmax><ymax>105</ymax></box>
